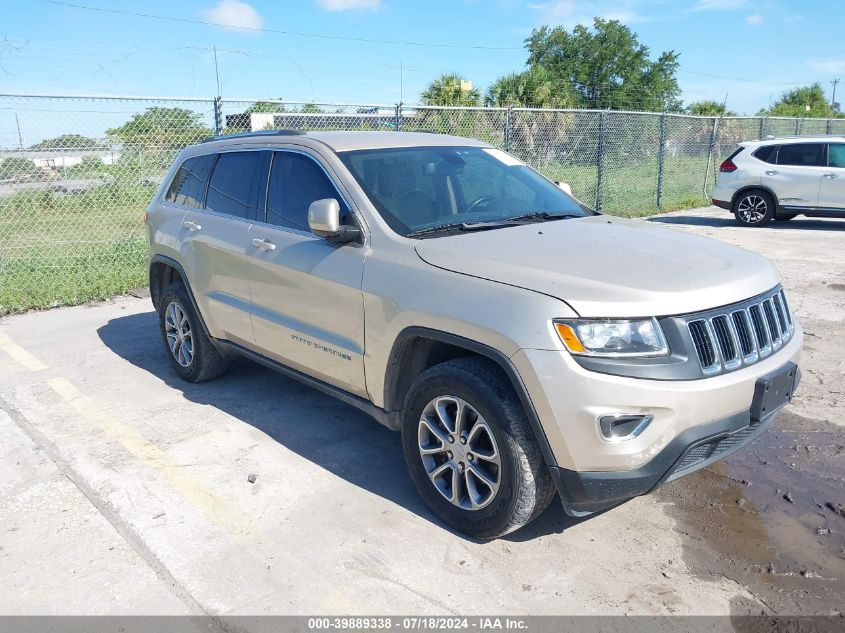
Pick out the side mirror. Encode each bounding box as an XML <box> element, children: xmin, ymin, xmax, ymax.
<box><xmin>554</xmin><ymin>181</ymin><xmax>573</xmax><ymax>195</ymax></box>
<box><xmin>308</xmin><ymin>198</ymin><xmax>360</xmax><ymax>244</ymax></box>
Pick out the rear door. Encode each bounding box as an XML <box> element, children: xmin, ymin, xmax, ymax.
<box><xmin>179</xmin><ymin>149</ymin><xmax>264</xmax><ymax>347</ymax></box>
<box><xmin>819</xmin><ymin>143</ymin><xmax>845</xmax><ymax>211</ymax></box>
<box><xmin>247</xmin><ymin>149</ymin><xmax>367</xmax><ymax>396</ymax></box>
<box><xmin>762</xmin><ymin>142</ymin><xmax>824</xmax><ymax>210</ymax></box>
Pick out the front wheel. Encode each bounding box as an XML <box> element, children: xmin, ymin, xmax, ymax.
<box><xmin>733</xmin><ymin>190</ymin><xmax>775</xmax><ymax>227</ymax></box>
<box><xmin>401</xmin><ymin>357</ymin><xmax>555</xmax><ymax>539</ymax></box>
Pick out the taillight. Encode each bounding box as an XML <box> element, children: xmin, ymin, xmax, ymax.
<box><xmin>719</xmin><ymin>159</ymin><xmax>737</xmax><ymax>173</ymax></box>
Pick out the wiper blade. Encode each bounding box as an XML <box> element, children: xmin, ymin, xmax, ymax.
<box><xmin>407</xmin><ymin>219</ymin><xmax>521</xmax><ymax>237</ymax></box>
<box><xmin>406</xmin><ymin>222</ymin><xmax>467</xmax><ymax>238</ymax></box>
<box><xmin>505</xmin><ymin>211</ymin><xmax>583</xmax><ymax>222</ymax></box>
<box><xmin>406</xmin><ymin>212</ymin><xmax>582</xmax><ymax>238</ymax></box>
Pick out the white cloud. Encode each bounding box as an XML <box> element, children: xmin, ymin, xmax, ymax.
<box><xmin>528</xmin><ymin>0</ymin><xmax>649</xmax><ymax>28</ymax></box>
<box><xmin>745</xmin><ymin>13</ymin><xmax>764</xmax><ymax>25</ymax></box>
<box><xmin>693</xmin><ymin>0</ymin><xmax>747</xmax><ymax>11</ymax></box>
<box><xmin>807</xmin><ymin>59</ymin><xmax>845</xmax><ymax>74</ymax></box>
<box><xmin>316</xmin><ymin>0</ymin><xmax>381</xmax><ymax>11</ymax></box>
<box><xmin>202</xmin><ymin>0</ymin><xmax>263</xmax><ymax>31</ymax></box>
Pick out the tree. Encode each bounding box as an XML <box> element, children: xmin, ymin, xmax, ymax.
<box><xmin>686</xmin><ymin>100</ymin><xmax>735</xmax><ymax>116</ymax></box>
<box><xmin>301</xmin><ymin>103</ymin><xmax>324</xmax><ymax>113</ymax></box>
<box><xmin>525</xmin><ymin>19</ymin><xmax>682</xmax><ymax>111</ymax></box>
<box><xmin>0</xmin><ymin>157</ymin><xmax>40</xmax><ymax>180</ymax></box>
<box><xmin>758</xmin><ymin>83</ymin><xmax>837</xmax><ymax>118</ymax></box>
<box><xmin>30</xmin><ymin>134</ymin><xmax>104</xmax><ymax>150</ymax></box>
<box><xmin>106</xmin><ymin>107</ymin><xmax>212</xmax><ymax>149</ymax></box>
<box><xmin>485</xmin><ymin>66</ymin><xmax>577</xmax><ymax>108</ymax></box>
<box><xmin>421</xmin><ymin>73</ymin><xmax>481</xmax><ymax>106</ymax></box>
<box><xmin>245</xmin><ymin>101</ymin><xmax>285</xmax><ymax>114</ymax></box>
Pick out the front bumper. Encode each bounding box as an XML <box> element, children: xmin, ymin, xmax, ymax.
<box><xmin>549</xmin><ymin>362</ymin><xmax>800</xmax><ymax>515</ymax></box>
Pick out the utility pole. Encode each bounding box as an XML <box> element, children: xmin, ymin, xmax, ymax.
<box><xmin>400</xmin><ymin>60</ymin><xmax>404</xmax><ymax>104</ymax></box>
<box><xmin>15</xmin><ymin>113</ymin><xmax>23</xmax><ymax>149</ymax></box>
<box><xmin>831</xmin><ymin>78</ymin><xmax>840</xmax><ymax>112</ymax></box>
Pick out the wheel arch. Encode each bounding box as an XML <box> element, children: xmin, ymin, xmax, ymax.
<box><xmin>148</xmin><ymin>255</ymin><xmax>213</xmax><ymax>340</ymax></box>
<box><xmin>730</xmin><ymin>184</ymin><xmax>780</xmax><ymax>211</ymax></box>
<box><xmin>384</xmin><ymin>326</ymin><xmax>559</xmax><ymax>470</ymax></box>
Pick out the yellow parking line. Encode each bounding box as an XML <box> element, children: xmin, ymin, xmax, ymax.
<box><xmin>0</xmin><ymin>331</ymin><xmax>49</xmax><ymax>371</ymax></box>
<box><xmin>47</xmin><ymin>377</ymin><xmax>250</xmax><ymax>534</ymax></box>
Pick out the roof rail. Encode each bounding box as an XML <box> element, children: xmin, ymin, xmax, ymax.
<box><xmin>761</xmin><ymin>134</ymin><xmax>845</xmax><ymax>140</ymax></box>
<box><xmin>201</xmin><ymin>129</ymin><xmax>304</xmax><ymax>143</ymax></box>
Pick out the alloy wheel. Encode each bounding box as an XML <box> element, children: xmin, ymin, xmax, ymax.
<box><xmin>417</xmin><ymin>396</ymin><xmax>502</xmax><ymax>510</ymax></box>
<box><xmin>737</xmin><ymin>195</ymin><xmax>768</xmax><ymax>223</ymax></box>
<box><xmin>164</xmin><ymin>301</ymin><xmax>194</xmax><ymax>367</ymax></box>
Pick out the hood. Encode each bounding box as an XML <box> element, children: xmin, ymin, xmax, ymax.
<box><xmin>414</xmin><ymin>215</ymin><xmax>780</xmax><ymax>318</ymax></box>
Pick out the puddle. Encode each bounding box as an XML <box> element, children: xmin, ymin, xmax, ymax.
<box><xmin>658</xmin><ymin>409</ymin><xmax>845</xmax><ymax>615</ymax></box>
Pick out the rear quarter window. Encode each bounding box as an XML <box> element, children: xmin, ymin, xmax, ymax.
<box><xmin>164</xmin><ymin>154</ymin><xmax>214</xmax><ymax>208</ymax></box>
<box><xmin>752</xmin><ymin>145</ymin><xmax>778</xmax><ymax>164</ymax></box>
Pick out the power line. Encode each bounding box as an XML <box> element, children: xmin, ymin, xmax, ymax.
<box><xmin>42</xmin><ymin>0</ymin><xmax>523</xmax><ymax>51</ymax></box>
<box><xmin>679</xmin><ymin>68</ymin><xmax>807</xmax><ymax>86</ymax></box>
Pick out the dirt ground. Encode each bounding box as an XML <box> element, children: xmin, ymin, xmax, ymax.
<box><xmin>0</xmin><ymin>206</ymin><xmax>842</xmax><ymax>619</ymax></box>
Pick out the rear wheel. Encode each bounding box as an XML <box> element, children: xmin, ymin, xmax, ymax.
<box><xmin>733</xmin><ymin>189</ymin><xmax>775</xmax><ymax>227</ymax></box>
<box><xmin>158</xmin><ymin>282</ymin><xmax>229</xmax><ymax>383</ymax></box>
<box><xmin>401</xmin><ymin>357</ymin><xmax>555</xmax><ymax>539</ymax></box>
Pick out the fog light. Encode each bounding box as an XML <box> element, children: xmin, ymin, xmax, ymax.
<box><xmin>598</xmin><ymin>414</ymin><xmax>653</xmax><ymax>441</ymax></box>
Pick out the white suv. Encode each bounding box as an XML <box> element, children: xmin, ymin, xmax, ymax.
<box><xmin>712</xmin><ymin>136</ymin><xmax>845</xmax><ymax>226</ymax></box>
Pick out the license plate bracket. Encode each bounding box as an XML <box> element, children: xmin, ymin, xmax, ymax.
<box><xmin>750</xmin><ymin>362</ymin><xmax>799</xmax><ymax>422</ymax></box>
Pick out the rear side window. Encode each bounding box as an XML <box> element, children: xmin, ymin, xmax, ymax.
<box><xmin>752</xmin><ymin>145</ymin><xmax>778</xmax><ymax>164</ymax></box>
<box><xmin>165</xmin><ymin>155</ymin><xmax>214</xmax><ymax>208</ymax></box>
<box><xmin>777</xmin><ymin>143</ymin><xmax>824</xmax><ymax>167</ymax></box>
<box><xmin>265</xmin><ymin>151</ymin><xmax>348</xmax><ymax>231</ymax></box>
<box><xmin>205</xmin><ymin>151</ymin><xmax>262</xmax><ymax>219</ymax></box>
<box><xmin>828</xmin><ymin>143</ymin><xmax>845</xmax><ymax>168</ymax></box>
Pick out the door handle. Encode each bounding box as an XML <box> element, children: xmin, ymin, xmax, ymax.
<box><xmin>252</xmin><ymin>238</ymin><xmax>276</xmax><ymax>252</ymax></box>
<box><xmin>764</xmin><ymin>170</ymin><xmax>779</xmax><ymax>176</ymax></box>
<box><xmin>823</xmin><ymin>173</ymin><xmax>837</xmax><ymax>179</ymax></box>
<box><xmin>183</xmin><ymin>220</ymin><xmax>202</xmax><ymax>231</ymax></box>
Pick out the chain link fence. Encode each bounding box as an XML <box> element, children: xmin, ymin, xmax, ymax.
<box><xmin>1</xmin><ymin>93</ymin><xmax>843</xmax><ymax>313</ymax></box>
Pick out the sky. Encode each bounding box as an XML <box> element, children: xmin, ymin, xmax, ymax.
<box><xmin>0</xmin><ymin>0</ymin><xmax>843</xmax><ymax>116</ymax></box>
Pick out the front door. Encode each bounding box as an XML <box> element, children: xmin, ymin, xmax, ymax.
<box><xmin>819</xmin><ymin>143</ymin><xmax>845</xmax><ymax>211</ymax></box>
<box><xmin>247</xmin><ymin>149</ymin><xmax>367</xmax><ymax>397</ymax></box>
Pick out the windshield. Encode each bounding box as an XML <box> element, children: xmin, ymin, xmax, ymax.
<box><xmin>338</xmin><ymin>146</ymin><xmax>592</xmax><ymax>237</ymax></box>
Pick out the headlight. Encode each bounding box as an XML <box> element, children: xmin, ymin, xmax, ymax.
<box><xmin>554</xmin><ymin>318</ymin><xmax>669</xmax><ymax>358</ymax></box>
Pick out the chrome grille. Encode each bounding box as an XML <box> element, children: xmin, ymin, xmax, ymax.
<box><xmin>686</xmin><ymin>287</ymin><xmax>795</xmax><ymax>375</ymax></box>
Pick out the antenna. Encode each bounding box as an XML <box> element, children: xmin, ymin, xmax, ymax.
<box><xmin>213</xmin><ymin>44</ymin><xmax>222</xmax><ymax>97</ymax></box>
<box><xmin>15</xmin><ymin>112</ymin><xmax>23</xmax><ymax>149</ymax></box>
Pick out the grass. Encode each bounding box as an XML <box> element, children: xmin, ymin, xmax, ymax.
<box><xmin>0</xmin><ymin>239</ymin><xmax>147</xmax><ymax>313</ymax></box>
<box><xmin>0</xmin><ymin>179</ymin><xmax>154</xmax><ymax>315</ymax></box>
<box><xmin>0</xmin><ymin>155</ymin><xmax>715</xmax><ymax>314</ymax></box>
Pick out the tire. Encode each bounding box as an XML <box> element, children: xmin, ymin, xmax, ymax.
<box><xmin>733</xmin><ymin>189</ymin><xmax>775</xmax><ymax>227</ymax></box>
<box><xmin>157</xmin><ymin>282</ymin><xmax>229</xmax><ymax>383</ymax></box>
<box><xmin>774</xmin><ymin>213</ymin><xmax>798</xmax><ymax>221</ymax></box>
<box><xmin>400</xmin><ymin>357</ymin><xmax>556</xmax><ymax>539</ymax></box>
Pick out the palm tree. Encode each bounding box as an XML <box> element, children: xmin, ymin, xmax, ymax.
<box><xmin>420</xmin><ymin>73</ymin><xmax>481</xmax><ymax>106</ymax></box>
<box><xmin>485</xmin><ymin>67</ymin><xmax>576</xmax><ymax>109</ymax></box>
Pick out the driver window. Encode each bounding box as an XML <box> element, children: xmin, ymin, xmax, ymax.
<box><xmin>266</xmin><ymin>151</ymin><xmax>349</xmax><ymax>231</ymax></box>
